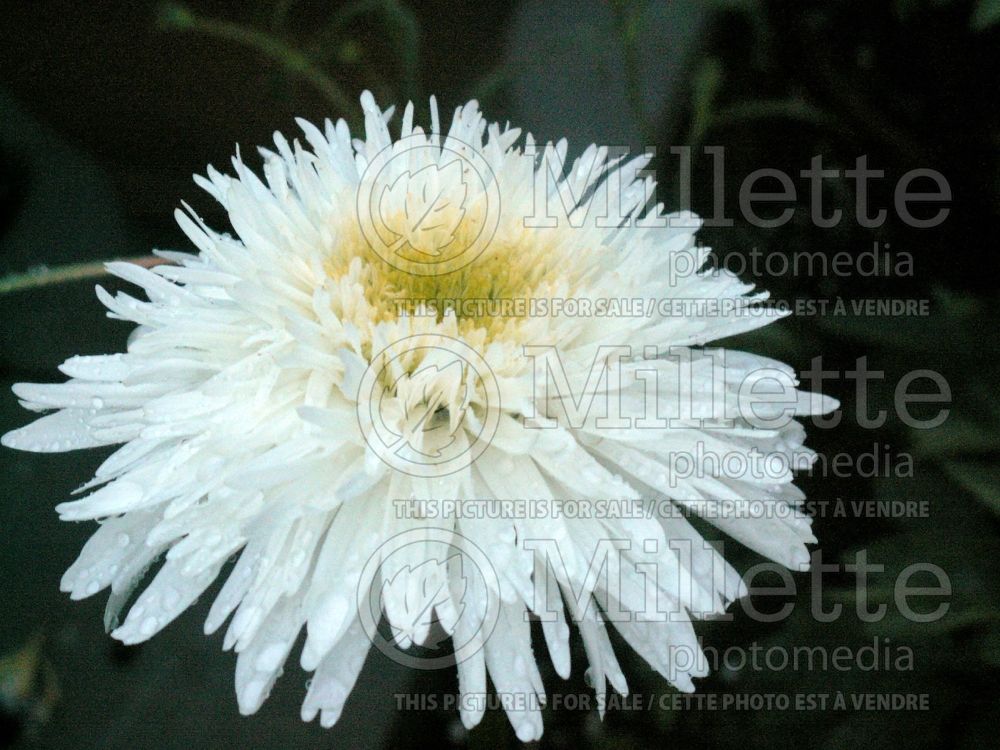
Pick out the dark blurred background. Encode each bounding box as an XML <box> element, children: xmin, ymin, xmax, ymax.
<box><xmin>1</xmin><ymin>1</ymin><xmax>998</xmax><ymax>748</ymax></box>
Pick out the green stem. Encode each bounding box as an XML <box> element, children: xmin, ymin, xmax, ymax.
<box><xmin>308</xmin><ymin>0</ymin><xmax>420</xmax><ymax>104</ymax></box>
<box><xmin>610</xmin><ymin>0</ymin><xmax>652</xmax><ymax>143</ymax></box>
<box><xmin>804</xmin><ymin>28</ymin><xmax>934</xmax><ymax>165</ymax></box>
<box><xmin>932</xmin><ymin>607</ymin><xmax>1000</xmax><ymax>634</ymax></box>
<box><xmin>270</xmin><ymin>0</ymin><xmax>297</xmax><ymax>32</ymax></box>
<box><xmin>381</xmin><ymin>0</ymin><xmax>421</xmax><ymax>104</ymax></box>
<box><xmin>0</xmin><ymin>256</ymin><xmax>163</xmax><ymax>296</ymax></box>
<box><xmin>159</xmin><ymin>3</ymin><xmax>354</xmax><ymax>115</ymax></box>
<box><xmin>709</xmin><ymin>98</ymin><xmax>836</xmax><ymax>131</ymax></box>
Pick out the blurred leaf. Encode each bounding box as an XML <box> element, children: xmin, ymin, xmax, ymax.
<box><xmin>979</xmin><ymin>624</ymin><xmax>1000</xmax><ymax>666</ymax></box>
<box><xmin>306</xmin><ymin>0</ymin><xmax>421</xmax><ymax>103</ymax></box>
<box><xmin>336</xmin><ymin>39</ymin><xmax>362</xmax><ymax>65</ymax></box>
<box><xmin>912</xmin><ymin>417</ymin><xmax>998</xmax><ymax>458</ymax></box>
<box><xmin>939</xmin><ymin>459</ymin><xmax>1000</xmax><ymax>515</ymax></box>
<box><xmin>610</xmin><ymin>0</ymin><xmax>654</xmax><ymax>140</ymax></box>
<box><xmin>687</xmin><ymin>57</ymin><xmax>723</xmax><ymax>146</ymax></box>
<box><xmin>972</xmin><ymin>0</ymin><xmax>1000</xmax><ymax>30</ymax></box>
<box><xmin>708</xmin><ymin>0</ymin><xmax>764</xmax><ymax>12</ymax></box>
<box><xmin>157</xmin><ymin>3</ymin><xmax>355</xmax><ymax>115</ymax></box>
<box><xmin>469</xmin><ymin>62</ymin><xmax>512</xmax><ymax>106</ymax></box>
<box><xmin>0</xmin><ymin>633</ymin><xmax>44</xmax><ymax>704</ymax></box>
<box><xmin>0</xmin><ymin>633</ymin><xmax>59</xmax><ymax>731</ymax></box>
<box><xmin>814</xmin><ymin>290</ymin><xmax>995</xmax><ymax>364</ymax></box>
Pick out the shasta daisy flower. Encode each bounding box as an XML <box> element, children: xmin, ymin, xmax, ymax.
<box><xmin>2</xmin><ymin>92</ymin><xmax>836</xmax><ymax>741</ymax></box>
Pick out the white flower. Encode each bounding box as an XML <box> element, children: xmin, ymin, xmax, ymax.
<box><xmin>2</xmin><ymin>92</ymin><xmax>836</xmax><ymax>741</ymax></box>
